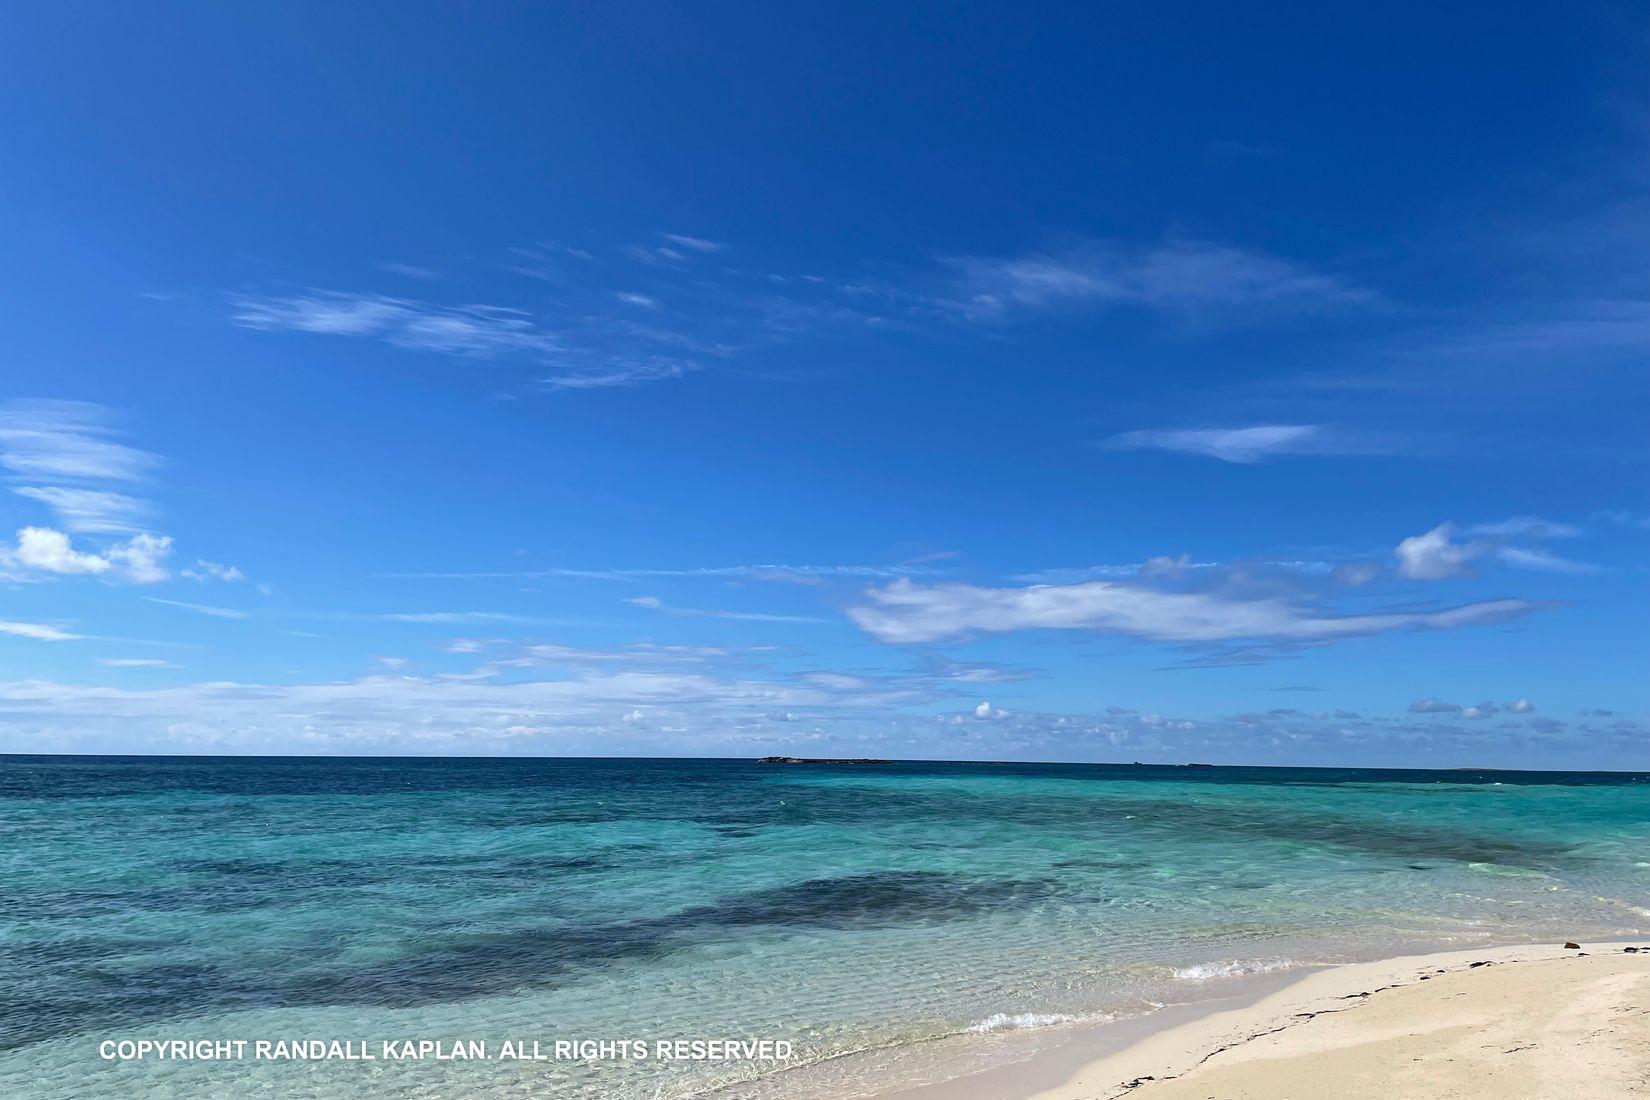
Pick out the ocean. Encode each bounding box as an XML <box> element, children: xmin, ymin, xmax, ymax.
<box><xmin>2</xmin><ymin>755</ymin><xmax>1646</xmax><ymax>1098</ymax></box>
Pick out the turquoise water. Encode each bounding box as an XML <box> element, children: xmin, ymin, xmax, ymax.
<box><xmin>2</xmin><ymin>756</ymin><xmax>1647</xmax><ymax>1098</ymax></box>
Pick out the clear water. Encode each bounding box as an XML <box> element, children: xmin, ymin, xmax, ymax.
<box><xmin>2</xmin><ymin>756</ymin><xmax>1647</xmax><ymax>1098</ymax></box>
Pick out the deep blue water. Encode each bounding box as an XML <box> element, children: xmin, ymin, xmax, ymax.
<box><xmin>2</xmin><ymin>755</ymin><xmax>1647</xmax><ymax>1098</ymax></box>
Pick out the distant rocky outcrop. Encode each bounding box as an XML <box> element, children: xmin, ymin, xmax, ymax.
<box><xmin>756</xmin><ymin>756</ymin><xmax>892</xmax><ymax>765</ymax></box>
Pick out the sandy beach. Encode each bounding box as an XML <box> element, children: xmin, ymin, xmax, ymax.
<box><xmin>1016</xmin><ymin>942</ymin><xmax>1650</xmax><ymax>1100</ymax></box>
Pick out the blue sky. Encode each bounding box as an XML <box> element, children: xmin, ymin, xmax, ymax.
<box><xmin>1</xmin><ymin>2</ymin><xmax>1645</xmax><ymax>767</ymax></box>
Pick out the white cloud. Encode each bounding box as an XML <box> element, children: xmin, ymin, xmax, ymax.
<box><xmin>0</xmin><ymin>527</ymin><xmax>173</xmax><ymax>584</ymax></box>
<box><xmin>141</xmin><ymin>596</ymin><xmax>245</xmax><ymax>618</ymax></box>
<box><xmin>943</xmin><ymin>239</ymin><xmax>1370</xmax><ymax>321</ymax></box>
<box><xmin>3</xmin><ymin>526</ymin><xmax>113</xmax><ymax>576</ymax></box>
<box><xmin>538</xmin><ymin>357</ymin><xmax>697</xmax><ymax>390</ymax></box>
<box><xmin>384</xmin><ymin>562</ymin><xmax>923</xmax><ymax>582</ymax></box>
<box><xmin>1332</xmin><ymin>561</ymin><xmax>1381</xmax><ymax>587</ymax></box>
<box><xmin>12</xmin><ymin>486</ymin><xmax>150</xmax><ymax>533</ymax></box>
<box><xmin>181</xmin><ymin>559</ymin><xmax>248</xmax><ymax>583</ymax></box>
<box><xmin>0</xmin><ymin>400</ymin><xmax>160</xmax><ymax>482</ymax></box>
<box><xmin>105</xmin><ymin>532</ymin><xmax>172</xmax><ymax>584</ymax></box>
<box><xmin>99</xmin><ymin>658</ymin><xmax>176</xmax><ymax>667</ymax></box>
<box><xmin>615</xmin><ymin>292</ymin><xmax>658</xmax><ymax>309</ymax></box>
<box><xmin>1507</xmin><ymin>698</ymin><xmax>1536</xmax><ymax>713</ymax></box>
<box><xmin>1394</xmin><ymin>524</ymin><xmax>1479</xmax><ymax>580</ymax></box>
<box><xmin>1470</xmin><ymin>516</ymin><xmax>1581</xmax><ymax>539</ymax></box>
<box><xmin>377</xmin><ymin>261</ymin><xmax>439</xmax><ymax>279</ymax></box>
<box><xmin>0</xmin><ymin>619</ymin><xmax>81</xmax><ymax>641</ymax></box>
<box><xmin>0</xmin><ymin>402</ymin><xmax>218</xmax><ymax>587</ymax></box>
<box><xmin>1396</xmin><ymin>522</ymin><xmax>1597</xmax><ymax>579</ymax></box>
<box><xmin>661</xmin><ymin>233</ymin><xmax>724</xmax><ymax>253</ymax></box>
<box><xmin>0</xmin><ymin>668</ymin><xmax>1620</xmax><ymax>763</ymax></box>
<box><xmin>625</xmin><ymin>595</ymin><xmax>825</xmax><ymax>623</ymax></box>
<box><xmin>378</xmin><ymin>611</ymin><xmax>536</xmax><ymax>624</ymax></box>
<box><xmin>1104</xmin><ymin>424</ymin><xmax>1362</xmax><ymax>463</ymax></box>
<box><xmin>1494</xmin><ymin>546</ymin><xmax>1600</xmax><ymax>574</ymax></box>
<box><xmin>231</xmin><ymin>291</ymin><xmax>565</xmax><ymax>358</ymax></box>
<box><xmin>499</xmin><ymin>642</ymin><xmax>732</xmax><ymax>667</ymax></box>
<box><xmin>847</xmin><ymin>576</ymin><xmax>1540</xmax><ymax>646</ymax></box>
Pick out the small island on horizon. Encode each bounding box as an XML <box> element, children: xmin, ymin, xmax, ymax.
<box><xmin>756</xmin><ymin>755</ymin><xmax>894</xmax><ymax>765</ymax></box>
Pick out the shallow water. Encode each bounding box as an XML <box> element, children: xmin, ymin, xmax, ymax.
<box><xmin>1</xmin><ymin>756</ymin><xmax>1646</xmax><ymax>1098</ymax></box>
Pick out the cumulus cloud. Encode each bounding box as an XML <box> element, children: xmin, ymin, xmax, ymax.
<box><xmin>3</xmin><ymin>526</ymin><xmax>113</xmax><ymax>576</ymax></box>
<box><xmin>0</xmin><ymin>401</ymin><xmax>221</xmax><ymax>586</ymax></box>
<box><xmin>1394</xmin><ymin>524</ymin><xmax>1479</xmax><ymax>580</ymax></box>
<box><xmin>181</xmin><ymin>559</ymin><xmax>248</xmax><ymax>583</ymax></box>
<box><xmin>104</xmin><ymin>533</ymin><xmax>173</xmax><ymax>584</ymax></box>
<box><xmin>0</xmin><ymin>527</ymin><xmax>172</xmax><ymax>584</ymax></box>
<box><xmin>1396</xmin><ymin>522</ymin><xmax>1598</xmax><ymax>579</ymax></box>
<box><xmin>847</xmin><ymin>577</ymin><xmax>1541</xmax><ymax>646</ymax></box>
<box><xmin>1412</xmin><ymin>698</ymin><xmax>1539</xmax><ymax>719</ymax></box>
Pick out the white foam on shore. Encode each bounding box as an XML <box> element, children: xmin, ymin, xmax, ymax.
<box><xmin>1172</xmin><ymin>957</ymin><xmax>1296</xmax><ymax>981</ymax></box>
<box><xmin>966</xmin><ymin>1011</ymin><xmax>1080</xmax><ymax>1033</ymax></box>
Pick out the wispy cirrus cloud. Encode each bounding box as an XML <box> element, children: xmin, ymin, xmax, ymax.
<box><xmin>0</xmin><ymin>400</ymin><xmax>232</xmax><ymax>587</ymax></box>
<box><xmin>1102</xmin><ymin>424</ymin><xmax>1381</xmax><ymax>464</ymax></box>
<box><xmin>229</xmin><ymin>288</ymin><xmax>701</xmax><ymax>390</ymax></box>
<box><xmin>141</xmin><ymin>596</ymin><xmax>246</xmax><ymax>619</ymax></box>
<box><xmin>379</xmin><ymin>562</ymin><xmax>929</xmax><ymax>582</ymax></box>
<box><xmin>12</xmin><ymin>487</ymin><xmax>152</xmax><ymax>534</ymax></box>
<box><xmin>0</xmin><ymin>400</ymin><xmax>161</xmax><ymax>484</ymax></box>
<box><xmin>377</xmin><ymin>611</ymin><xmax>541</xmax><ymax>624</ymax></box>
<box><xmin>624</xmin><ymin>595</ymin><xmax>826</xmax><ymax>623</ymax></box>
<box><xmin>847</xmin><ymin>576</ymin><xmax>1542</xmax><ymax>646</ymax></box>
<box><xmin>939</xmin><ymin>239</ymin><xmax>1372</xmax><ymax>322</ymax></box>
<box><xmin>230</xmin><ymin>291</ymin><xmax>565</xmax><ymax>358</ymax></box>
<box><xmin>0</xmin><ymin>619</ymin><xmax>81</xmax><ymax>642</ymax></box>
<box><xmin>660</xmin><ymin>233</ymin><xmax>724</xmax><ymax>254</ymax></box>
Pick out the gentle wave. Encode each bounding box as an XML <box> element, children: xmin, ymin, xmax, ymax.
<box><xmin>965</xmin><ymin>1011</ymin><xmax>1081</xmax><ymax>1033</ymax></box>
<box><xmin>1171</xmin><ymin>958</ymin><xmax>1297</xmax><ymax>981</ymax></box>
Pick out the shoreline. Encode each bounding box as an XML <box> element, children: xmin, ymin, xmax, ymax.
<box><xmin>866</xmin><ymin>940</ymin><xmax>1650</xmax><ymax>1100</ymax></box>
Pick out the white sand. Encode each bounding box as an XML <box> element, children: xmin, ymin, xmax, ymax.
<box><xmin>1027</xmin><ymin>942</ymin><xmax>1650</xmax><ymax>1099</ymax></box>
